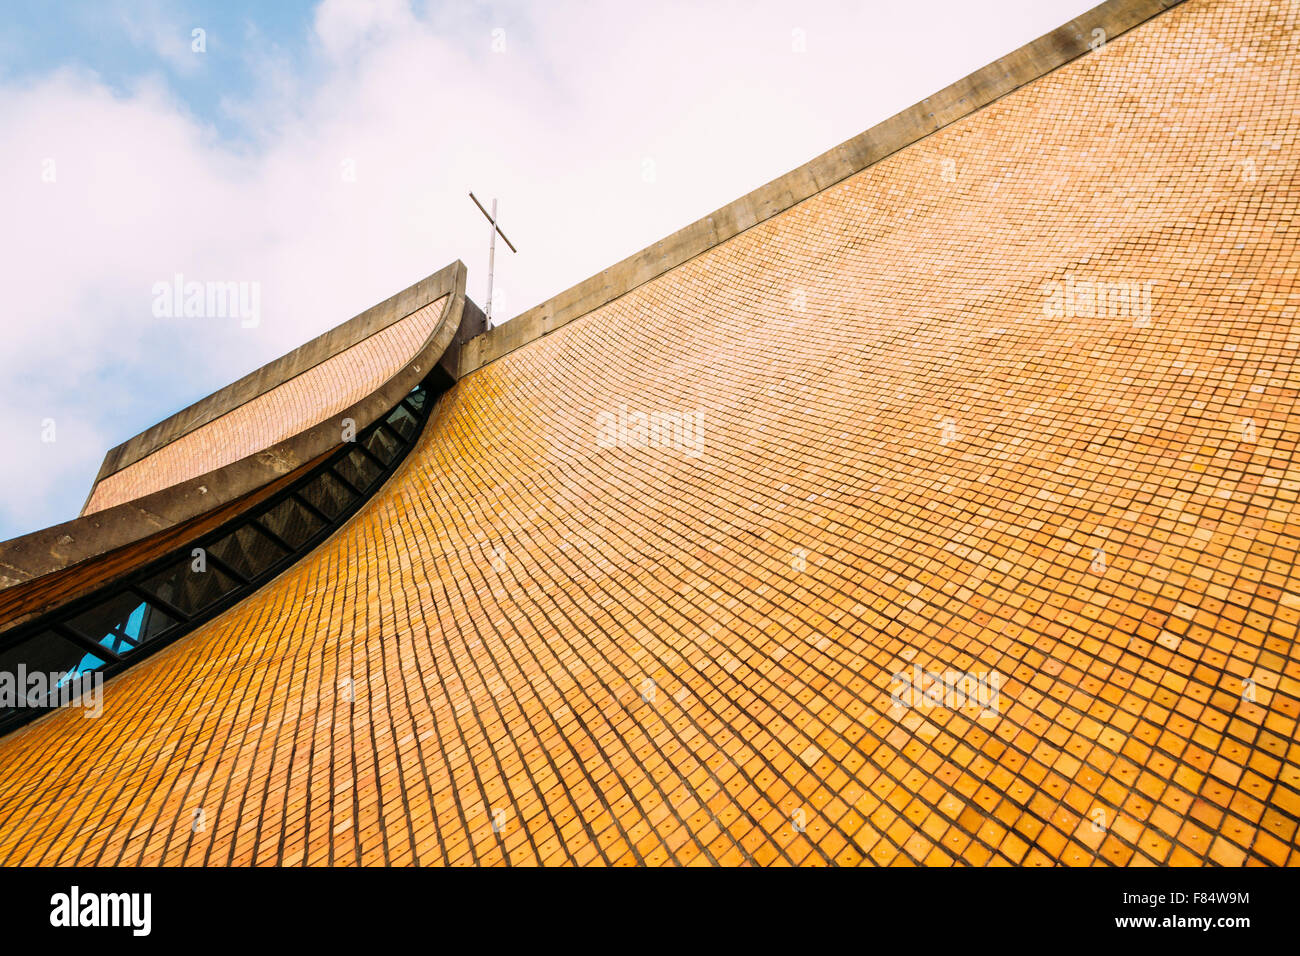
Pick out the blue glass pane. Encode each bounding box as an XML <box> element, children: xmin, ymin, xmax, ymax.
<box><xmin>0</xmin><ymin>630</ymin><xmax>102</xmax><ymax>711</ymax></box>
<box><xmin>405</xmin><ymin>387</ymin><xmax>427</xmax><ymax>412</ymax></box>
<box><xmin>67</xmin><ymin>592</ymin><xmax>176</xmax><ymax>652</ymax></box>
<box><xmin>66</xmin><ymin>651</ymin><xmax>105</xmax><ymax>682</ymax></box>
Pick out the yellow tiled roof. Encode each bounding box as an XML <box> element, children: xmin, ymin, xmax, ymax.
<box><xmin>0</xmin><ymin>0</ymin><xmax>1297</xmax><ymax>865</ymax></box>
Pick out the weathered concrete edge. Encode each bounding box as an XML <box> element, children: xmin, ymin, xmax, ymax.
<box><xmin>89</xmin><ymin>259</ymin><xmax>468</xmax><ymax>496</ymax></box>
<box><xmin>455</xmin><ymin>0</ymin><xmax>1185</xmax><ymax>377</ymax></box>
<box><xmin>0</xmin><ymin>460</ymin><xmax>314</xmax><ymax>632</ymax></box>
<box><xmin>0</xmin><ymin>262</ymin><xmax>468</xmax><ymax>595</ymax></box>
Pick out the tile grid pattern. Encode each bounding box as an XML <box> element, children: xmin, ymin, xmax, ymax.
<box><xmin>83</xmin><ymin>296</ymin><xmax>449</xmax><ymax>514</ymax></box>
<box><xmin>0</xmin><ymin>0</ymin><xmax>1297</xmax><ymax>866</ymax></box>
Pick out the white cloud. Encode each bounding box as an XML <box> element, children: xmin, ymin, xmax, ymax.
<box><xmin>0</xmin><ymin>0</ymin><xmax>1098</xmax><ymax>539</ymax></box>
<box><xmin>111</xmin><ymin>0</ymin><xmax>206</xmax><ymax>75</ymax></box>
<box><xmin>313</xmin><ymin>0</ymin><xmax>418</xmax><ymax>60</ymax></box>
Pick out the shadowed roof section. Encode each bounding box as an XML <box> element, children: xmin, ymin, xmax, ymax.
<box><xmin>0</xmin><ymin>0</ymin><xmax>1298</xmax><ymax>867</ymax></box>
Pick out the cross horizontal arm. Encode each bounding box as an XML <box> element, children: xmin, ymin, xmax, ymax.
<box><xmin>468</xmin><ymin>192</ymin><xmax>518</xmax><ymax>253</ymax></box>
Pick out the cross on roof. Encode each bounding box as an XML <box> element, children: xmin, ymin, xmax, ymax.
<box><xmin>469</xmin><ymin>191</ymin><xmax>517</xmax><ymax>329</ymax></box>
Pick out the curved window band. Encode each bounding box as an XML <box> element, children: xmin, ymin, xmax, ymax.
<box><xmin>0</xmin><ymin>378</ymin><xmax>436</xmax><ymax>736</ymax></box>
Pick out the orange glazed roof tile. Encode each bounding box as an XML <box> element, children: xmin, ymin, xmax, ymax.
<box><xmin>0</xmin><ymin>0</ymin><xmax>1298</xmax><ymax>866</ymax></box>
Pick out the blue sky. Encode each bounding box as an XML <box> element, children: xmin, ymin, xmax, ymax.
<box><xmin>2</xmin><ymin>2</ymin><xmax>315</xmax><ymax>136</ymax></box>
<box><xmin>0</xmin><ymin>0</ymin><xmax>1099</xmax><ymax>540</ymax></box>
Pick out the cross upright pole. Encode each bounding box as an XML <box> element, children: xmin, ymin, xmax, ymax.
<box><xmin>469</xmin><ymin>192</ymin><xmax>517</xmax><ymax>329</ymax></box>
<box><xmin>487</xmin><ymin>198</ymin><xmax>498</xmax><ymax>326</ymax></box>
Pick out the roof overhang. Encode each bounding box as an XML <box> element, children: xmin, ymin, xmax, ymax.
<box><xmin>0</xmin><ymin>260</ymin><xmax>483</xmax><ymax>630</ymax></box>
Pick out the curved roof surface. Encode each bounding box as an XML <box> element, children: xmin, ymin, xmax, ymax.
<box><xmin>0</xmin><ymin>0</ymin><xmax>1297</xmax><ymax>866</ymax></box>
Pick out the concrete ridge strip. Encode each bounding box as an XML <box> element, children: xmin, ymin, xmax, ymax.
<box><xmin>455</xmin><ymin>0</ymin><xmax>1186</xmax><ymax>377</ymax></box>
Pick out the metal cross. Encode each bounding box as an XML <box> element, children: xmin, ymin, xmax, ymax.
<box><xmin>469</xmin><ymin>192</ymin><xmax>517</xmax><ymax>328</ymax></box>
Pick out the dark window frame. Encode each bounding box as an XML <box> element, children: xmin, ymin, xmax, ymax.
<box><xmin>0</xmin><ymin>378</ymin><xmax>438</xmax><ymax>736</ymax></box>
